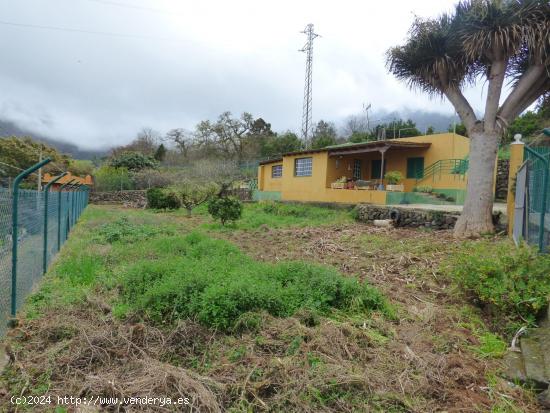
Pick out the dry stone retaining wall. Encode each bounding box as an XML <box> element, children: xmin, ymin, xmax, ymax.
<box><xmin>354</xmin><ymin>204</ymin><xmax>505</xmax><ymax>231</ymax></box>
<box><xmin>495</xmin><ymin>159</ymin><xmax>509</xmax><ymax>200</ymax></box>
<box><xmin>90</xmin><ymin>190</ymin><xmax>147</xmax><ymax>208</ymax></box>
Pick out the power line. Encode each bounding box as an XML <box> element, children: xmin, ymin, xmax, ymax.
<box><xmin>12</xmin><ymin>139</ymin><xmax>67</xmax><ymax>175</ymax></box>
<box><xmin>85</xmin><ymin>0</ymin><xmax>182</xmax><ymax>16</ymax></box>
<box><xmin>0</xmin><ymin>19</ymin><xmax>174</xmax><ymax>41</ymax></box>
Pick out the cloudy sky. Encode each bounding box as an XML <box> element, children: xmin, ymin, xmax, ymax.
<box><xmin>0</xmin><ymin>0</ymin><xmax>487</xmax><ymax>149</ymax></box>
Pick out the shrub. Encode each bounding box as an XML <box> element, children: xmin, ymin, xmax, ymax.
<box><xmin>173</xmin><ymin>181</ymin><xmax>219</xmax><ymax>215</ymax></box>
<box><xmin>117</xmin><ymin>232</ymin><xmax>391</xmax><ymax>330</ymax></box>
<box><xmin>452</xmin><ymin>243</ymin><xmax>550</xmax><ymax>333</ymax></box>
<box><xmin>94</xmin><ymin>166</ymin><xmax>133</xmax><ymax>191</ymax></box>
<box><xmin>110</xmin><ymin>151</ymin><xmax>159</xmax><ymax>171</ymax></box>
<box><xmin>146</xmin><ymin>187</ymin><xmax>181</xmax><ymax>210</ymax></box>
<box><xmin>207</xmin><ymin>196</ymin><xmax>242</xmax><ymax>225</ymax></box>
<box><xmin>384</xmin><ymin>171</ymin><xmax>403</xmax><ymax>185</ymax></box>
<box><xmin>132</xmin><ymin>169</ymin><xmax>175</xmax><ymax>189</ymax></box>
<box><xmin>96</xmin><ymin>217</ymin><xmax>168</xmax><ymax>243</ymax></box>
<box><xmin>414</xmin><ymin>185</ymin><xmax>433</xmax><ymax>193</ymax></box>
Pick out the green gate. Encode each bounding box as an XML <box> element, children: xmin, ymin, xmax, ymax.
<box><xmin>524</xmin><ymin>145</ymin><xmax>550</xmax><ymax>252</ymax></box>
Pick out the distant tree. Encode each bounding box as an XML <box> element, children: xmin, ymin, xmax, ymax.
<box><xmin>154</xmin><ymin>144</ymin><xmax>167</xmax><ymax>162</ymax></box>
<box><xmin>426</xmin><ymin>126</ymin><xmax>435</xmax><ymax>135</ymax></box>
<box><xmin>165</xmin><ymin>128</ymin><xmax>192</xmax><ymax>158</ymax></box>
<box><xmin>69</xmin><ymin>160</ymin><xmax>94</xmax><ymax>176</ymax></box>
<box><xmin>0</xmin><ymin>137</ymin><xmax>70</xmax><ymax>179</ymax></box>
<box><xmin>195</xmin><ymin>112</ymin><xmax>256</xmax><ymax>161</ymax></box>
<box><xmin>348</xmin><ymin>131</ymin><xmax>374</xmax><ymax>143</ymax></box>
<box><xmin>342</xmin><ymin>115</ymin><xmax>370</xmax><ymax>137</ymax></box>
<box><xmin>261</xmin><ymin>132</ymin><xmax>302</xmax><ymax>158</ymax></box>
<box><xmin>311</xmin><ymin>120</ymin><xmax>338</xmax><ymax>149</ymax></box>
<box><xmin>113</xmin><ymin>127</ymin><xmax>160</xmax><ymax>157</ymax></box>
<box><xmin>387</xmin><ymin>0</ymin><xmax>550</xmax><ymax>236</ymax></box>
<box><xmin>448</xmin><ymin>123</ymin><xmax>469</xmax><ymax>137</ymax></box>
<box><xmin>110</xmin><ymin>152</ymin><xmax>158</xmax><ymax>171</ymax></box>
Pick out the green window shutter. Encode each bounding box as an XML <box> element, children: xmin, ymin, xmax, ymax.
<box><xmin>407</xmin><ymin>157</ymin><xmax>424</xmax><ymax>178</ymax></box>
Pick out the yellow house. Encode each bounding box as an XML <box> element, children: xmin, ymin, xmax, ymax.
<box><xmin>256</xmin><ymin>133</ymin><xmax>471</xmax><ymax>205</ymax></box>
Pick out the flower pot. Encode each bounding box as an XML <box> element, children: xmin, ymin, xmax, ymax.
<box><xmin>386</xmin><ymin>184</ymin><xmax>404</xmax><ymax>192</ymax></box>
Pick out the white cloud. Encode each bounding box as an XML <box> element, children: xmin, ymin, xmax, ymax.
<box><xmin>0</xmin><ymin>0</ymin><xmax>485</xmax><ymax>149</ymax></box>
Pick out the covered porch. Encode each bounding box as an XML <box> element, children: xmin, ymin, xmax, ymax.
<box><xmin>324</xmin><ymin>140</ymin><xmax>431</xmax><ymax>192</ymax></box>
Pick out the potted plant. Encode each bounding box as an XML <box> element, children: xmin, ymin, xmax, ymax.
<box><xmin>384</xmin><ymin>171</ymin><xmax>404</xmax><ymax>191</ymax></box>
<box><xmin>331</xmin><ymin>176</ymin><xmax>347</xmax><ymax>189</ymax></box>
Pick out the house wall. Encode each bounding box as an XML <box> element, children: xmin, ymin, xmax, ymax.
<box><xmin>280</xmin><ymin>152</ymin><xmax>330</xmax><ymax>201</ymax></box>
<box><xmin>256</xmin><ymin>133</ymin><xmax>472</xmax><ymax>205</ymax></box>
<box><xmin>390</xmin><ymin>133</ymin><xmax>470</xmax><ymax>191</ymax></box>
<box><xmin>258</xmin><ymin>162</ymin><xmax>283</xmax><ymax>191</ymax></box>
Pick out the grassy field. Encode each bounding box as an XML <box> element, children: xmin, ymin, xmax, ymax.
<box><xmin>0</xmin><ymin>203</ymin><xmax>541</xmax><ymax>412</ymax></box>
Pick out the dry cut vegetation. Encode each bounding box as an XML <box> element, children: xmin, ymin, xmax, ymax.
<box><xmin>0</xmin><ymin>203</ymin><xmax>542</xmax><ymax>412</ymax></box>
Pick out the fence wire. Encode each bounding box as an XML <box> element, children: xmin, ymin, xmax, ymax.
<box><xmin>525</xmin><ymin>147</ymin><xmax>550</xmax><ymax>253</ymax></box>
<box><xmin>0</xmin><ymin>186</ymin><xmax>88</xmax><ymax>337</ymax></box>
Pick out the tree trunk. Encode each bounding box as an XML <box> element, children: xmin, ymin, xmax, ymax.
<box><xmin>454</xmin><ymin>131</ymin><xmax>499</xmax><ymax>237</ymax></box>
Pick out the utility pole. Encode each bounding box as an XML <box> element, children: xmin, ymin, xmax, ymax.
<box><xmin>363</xmin><ymin>103</ymin><xmax>371</xmax><ymax>133</ymax></box>
<box><xmin>299</xmin><ymin>24</ymin><xmax>320</xmax><ymax>149</ymax></box>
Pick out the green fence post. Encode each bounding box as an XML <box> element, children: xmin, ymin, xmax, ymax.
<box><xmin>71</xmin><ymin>184</ymin><xmax>82</xmax><ymax>227</ymax></box>
<box><xmin>43</xmin><ymin>172</ymin><xmax>67</xmax><ymax>274</ymax></box>
<box><xmin>11</xmin><ymin>158</ymin><xmax>52</xmax><ymax>317</ymax></box>
<box><xmin>525</xmin><ymin>146</ymin><xmax>549</xmax><ymax>252</ymax></box>
<box><xmin>58</xmin><ymin>179</ymin><xmax>76</xmax><ymax>252</ymax></box>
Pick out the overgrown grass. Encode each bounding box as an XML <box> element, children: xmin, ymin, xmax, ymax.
<box><xmin>26</xmin><ymin>206</ymin><xmax>390</xmax><ymax>333</ymax></box>
<box><xmin>115</xmin><ymin>231</ymin><xmax>392</xmax><ymax>330</ymax></box>
<box><xmin>450</xmin><ymin>241</ymin><xmax>550</xmax><ymax>334</ymax></box>
<box><xmin>195</xmin><ymin>201</ymin><xmax>353</xmax><ymax>230</ymax></box>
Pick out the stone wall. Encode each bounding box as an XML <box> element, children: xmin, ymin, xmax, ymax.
<box><xmin>90</xmin><ymin>190</ymin><xmax>147</xmax><ymax>208</ymax></box>
<box><xmin>354</xmin><ymin>204</ymin><xmax>505</xmax><ymax>231</ymax></box>
<box><xmin>495</xmin><ymin>159</ymin><xmax>509</xmax><ymax>200</ymax></box>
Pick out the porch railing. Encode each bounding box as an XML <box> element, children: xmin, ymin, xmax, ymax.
<box><xmin>415</xmin><ymin>159</ymin><xmax>468</xmax><ymax>186</ymax></box>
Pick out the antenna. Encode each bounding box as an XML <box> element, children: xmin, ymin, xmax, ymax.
<box><xmin>299</xmin><ymin>24</ymin><xmax>319</xmax><ymax>148</ymax></box>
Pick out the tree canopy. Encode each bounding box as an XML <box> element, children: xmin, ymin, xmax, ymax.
<box><xmin>387</xmin><ymin>0</ymin><xmax>550</xmax><ymax>236</ymax></box>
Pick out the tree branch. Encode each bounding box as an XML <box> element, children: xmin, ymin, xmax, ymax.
<box><xmin>484</xmin><ymin>59</ymin><xmax>507</xmax><ymax>132</ymax></box>
<box><xmin>443</xmin><ymin>87</ymin><xmax>478</xmax><ymax>132</ymax></box>
<box><xmin>499</xmin><ymin>64</ymin><xmax>546</xmax><ymax>123</ymax></box>
<box><xmin>508</xmin><ymin>77</ymin><xmax>550</xmax><ymax>121</ymax></box>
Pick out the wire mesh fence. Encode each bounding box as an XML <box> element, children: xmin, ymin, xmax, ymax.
<box><xmin>0</xmin><ymin>185</ymin><xmax>88</xmax><ymax>337</ymax></box>
<box><xmin>524</xmin><ymin>146</ymin><xmax>550</xmax><ymax>253</ymax></box>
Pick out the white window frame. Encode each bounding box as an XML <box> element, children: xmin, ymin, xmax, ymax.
<box><xmin>294</xmin><ymin>157</ymin><xmax>313</xmax><ymax>177</ymax></box>
<box><xmin>271</xmin><ymin>164</ymin><xmax>282</xmax><ymax>178</ymax></box>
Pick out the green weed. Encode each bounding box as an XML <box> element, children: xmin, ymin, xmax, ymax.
<box><xmin>451</xmin><ymin>242</ymin><xmax>550</xmax><ymax>334</ymax></box>
<box><xmin>115</xmin><ymin>231</ymin><xmax>391</xmax><ymax>331</ymax></box>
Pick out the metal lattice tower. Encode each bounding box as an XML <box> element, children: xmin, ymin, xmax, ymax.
<box><xmin>299</xmin><ymin>24</ymin><xmax>319</xmax><ymax>148</ymax></box>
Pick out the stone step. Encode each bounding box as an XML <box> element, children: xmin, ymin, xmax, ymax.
<box><xmin>520</xmin><ymin>328</ymin><xmax>550</xmax><ymax>385</ymax></box>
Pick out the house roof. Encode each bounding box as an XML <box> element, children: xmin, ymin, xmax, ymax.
<box><xmin>258</xmin><ymin>157</ymin><xmax>283</xmax><ymax>165</ymax></box>
<box><xmin>279</xmin><ymin>139</ymin><xmax>431</xmax><ymax>158</ymax></box>
<box><xmin>327</xmin><ymin>140</ymin><xmax>431</xmax><ymax>156</ymax></box>
<box><xmin>42</xmin><ymin>172</ymin><xmax>93</xmax><ymax>186</ymax></box>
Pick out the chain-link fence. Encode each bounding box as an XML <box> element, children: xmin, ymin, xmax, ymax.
<box><xmin>0</xmin><ymin>182</ymin><xmax>88</xmax><ymax>337</ymax></box>
<box><xmin>524</xmin><ymin>146</ymin><xmax>550</xmax><ymax>252</ymax></box>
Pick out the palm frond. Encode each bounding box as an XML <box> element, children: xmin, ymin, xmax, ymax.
<box><xmin>386</xmin><ymin>16</ymin><xmax>474</xmax><ymax>95</ymax></box>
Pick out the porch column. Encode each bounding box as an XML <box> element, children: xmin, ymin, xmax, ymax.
<box><xmin>507</xmin><ymin>134</ymin><xmax>524</xmax><ymax>237</ymax></box>
<box><xmin>379</xmin><ymin>146</ymin><xmax>389</xmax><ymax>187</ymax></box>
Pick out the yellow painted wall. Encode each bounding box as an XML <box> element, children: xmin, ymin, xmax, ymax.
<box><xmin>257</xmin><ymin>133</ymin><xmax>471</xmax><ymax>205</ymax></box>
<box><xmin>258</xmin><ymin>162</ymin><xmax>283</xmax><ymax>191</ymax></box>
<box><xmin>325</xmin><ymin>133</ymin><xmax>470</xmax><ymax>192</ymax></box>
